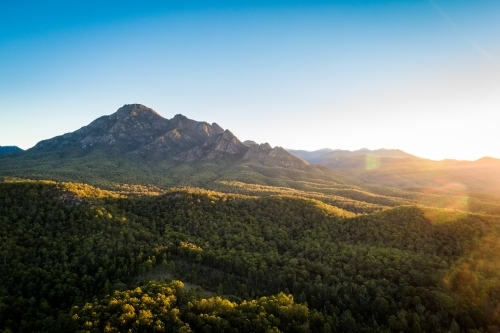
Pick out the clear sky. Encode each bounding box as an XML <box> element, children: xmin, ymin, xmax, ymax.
<box><xmin>1</xmin><ymin>0</ymin><xmax>499</xmax><ymax>160</ymax></box>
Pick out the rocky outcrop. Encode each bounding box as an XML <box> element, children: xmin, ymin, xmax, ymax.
<box><xmin>243</xmin><ymin>140</ymin><xmax>258</xmax><ymax>146</ymax></box>
<box><xmin>244</xmin><ymin>143</ymin><xmax>308</xmax><ymax>168</ymax></box>
<box><xmin>32</xmin><ymin>104</ymin><xmax>170</xmax><ymax>152</ymax></box>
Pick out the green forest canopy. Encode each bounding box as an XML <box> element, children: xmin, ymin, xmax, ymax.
<box><xmin>1</xmin><ymin>179</ymin><xmax>500</xmax><ymax>332</ymax></box>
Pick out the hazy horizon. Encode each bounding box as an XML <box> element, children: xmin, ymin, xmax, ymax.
<box><xmin>1</xmin><ymin>1</ymin><xmax>499</xmax><ymax>161</ymax></box>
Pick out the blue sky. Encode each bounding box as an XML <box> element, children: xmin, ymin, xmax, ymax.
<box><xmin>1</xmin><ymin>0</ymin><xmax>499</xmax><ymax>160</ymax></box>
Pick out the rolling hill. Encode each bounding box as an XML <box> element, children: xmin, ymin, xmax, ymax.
<box><xmin>1</xmin><ymin>179</ymin><xmax>500</xmax><ymax>332</ymax></box>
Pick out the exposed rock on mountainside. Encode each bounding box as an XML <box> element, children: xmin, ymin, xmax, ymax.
<box><xmin>32</xmin><ymin>104</ymin><xmax>170</xmax><ymax>153</ymax></box>
<box><xmin>245</xmin><ymin>143</ymin><xmax>308</xmax><ymax>168</ymax></box>
<box><xmin>28</xmin><ymin>104</ymin><xmax>305</xmax><ymax>166</ymax></box>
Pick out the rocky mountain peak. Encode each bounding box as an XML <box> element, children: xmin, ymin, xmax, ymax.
<box><xmin>172</xmin><ymin>113</ymin><xmax>187</xmax><ymax>121</ymax></box>
<box><xmin>243</xmin><ymin>140</ymin><xmax>258</xmax><ymax>146</ymax></box>
<box><xmin>211</xmin><ymin>122</ymin><xmax>224</xmax><ymax>134</ymax></box>
<box><xmin>28</xmin><ymin>104</ymin><xmax>306</xmax><ymax>167</ymax></box>
<box><xmin>112</xmin><ymin>104</ymin><xmax>162</xmax><ymax>121</ymax></box>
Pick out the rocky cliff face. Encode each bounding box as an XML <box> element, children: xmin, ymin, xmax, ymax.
<box><xmin>244</xmin><ymin>143</ymin><xmax>308</xmax><ymax>168</ymax></box>
<box><xmin>32</xmin><ymin>104</ymin><xmax>170</xmax><ymax>153</ymax></box>
<box><xmin>30</xmin><ymin>104</ymin><xmax>246</xmax><ymax>161</ymax></box>
<box><xmin>29</xmin><ymin>104</ymin><xmax>307</xmax><ymax>167</ymax></box>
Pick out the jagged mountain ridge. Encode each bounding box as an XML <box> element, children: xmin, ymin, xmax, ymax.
<box><xmin>30</xmin><ymin>104</ymin><xmax>307</xmax><ymax>167</ymax></box>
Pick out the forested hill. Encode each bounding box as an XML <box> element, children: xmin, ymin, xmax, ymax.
<box><xmin>0</xmin><ymin>146</ymin><xmax>23</xmax><ymax>155</ymax></box>
<box><xmin>1</xmin><ymin>179</ymin><xmax>500</xmax><ymax>332</ymax></box>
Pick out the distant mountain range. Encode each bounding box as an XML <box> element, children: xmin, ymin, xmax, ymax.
<box><xmin>287</xmin><ymin>148</ymin><xmax>500</xmax><ymax>195</ymax></box>
<box><xmin>287</xmin><ymin>148</ymin><xmax>415</xmax><ymax>165</ymax></box>
<box><xmin>0</xmin><ymin>146</ymin><xmax>23</xmax><ymax>155</ymax></box>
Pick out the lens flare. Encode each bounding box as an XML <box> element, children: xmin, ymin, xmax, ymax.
<box><xmin>421</xmin><ymin>181</ymin><xmax>469</xmax><ymax>212</ymax></box>
<box><xmin>365</xmin><ymin>155</ymin><xmax>381</xmax><ymax>170</ymax></box>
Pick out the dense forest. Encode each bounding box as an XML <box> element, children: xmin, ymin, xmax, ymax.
<box><xmin>1</xmin><ymin>179</ymin><xmax>500</xmax><ymax>332</ymax></box>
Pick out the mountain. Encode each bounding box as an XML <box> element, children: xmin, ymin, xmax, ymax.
<box><xmin>0</xmin><ymin>104</ymin><xmax>319</xmax><ymax>189</ymax></box>
<box><xmin>29</xmin><ymin>104</ymin><xmax>307</xmax><ymax>167</ymax></box>
<box><xmin>31</xmin><ymin>104</ymin><xmax>247</xmax><ymax>161</ymax></box>
<box><xmin>285</xmin><ymin>148</ymin><xmax>335</xmax><ymax>162</ymax></box>
<box><xmin>0</xmin><ymin>145</ymin><xmax>23</xmax><ymax>155</ymax></box>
